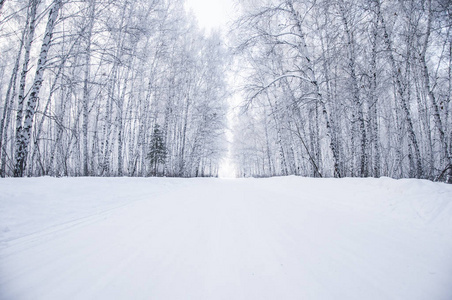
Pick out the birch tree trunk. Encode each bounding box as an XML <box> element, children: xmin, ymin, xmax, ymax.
<box><xmin>13</xmin><ymin>0</ymin><xmax>38</xmax><ymax>177</ymax></box>
<box><xmin>286</xmin><ymin>0</ymin><xmax>341</xmax><ymax>177</ymax></box>
<box><xmin>0</xmin><ymin>15</ymin><xmax>28</xmax><ymax>176</ymax></box>
<box><xmin>82</xmin><ymin>0</ymin><xmax>95</xmax><ymax>176</ymax></box>
<box><xmin>420</xmin><ymin>0</ymin><xmax>452</xmax><ymax>183</ymax></box>
<box><xmin>375</xmin><ymin>0</ymin><xmax>422</xmax><ymax>178</ymax></box>
<box><xmin>369</xmin><ymin>17</ymin><xmax>380</xmax><ymax>178</ymax></box>
<box><xmin>14</xmin><ymin>0</ymin><xmax>62</xmax><ymax>177</ymax></box>
<box><xmin>338</xmin><ymin>1</ymin><xmax>367</xmax><ymax>177</ymax></box>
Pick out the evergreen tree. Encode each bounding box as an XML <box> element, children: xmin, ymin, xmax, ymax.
<box><xmin>147</xmin><ymin>124</ymin><xmax>167</xmax><ymax>176</ymax></box>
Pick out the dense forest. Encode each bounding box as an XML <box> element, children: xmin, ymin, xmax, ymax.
<box><xmin>1</xmin><ymin>0</ymin><xmax>451</xmax><ymax>183</ymax></box>
<box><xmin>232</xmin><ymin>0</ymin><xmax>452</xmax><ymax>183</ymax></box>
<box><xmin>0</xmin><ymin>0</ymin><xmax>229</xmax><ymax>177</ymax></box>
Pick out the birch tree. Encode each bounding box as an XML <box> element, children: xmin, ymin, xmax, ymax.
<box><xmin>14</xmin><ymin>0</ymin><xmax>63</xmax><ymax>177</ymax></box>
<box><xmin>232</xmin><ymin>0</ymin><xmax>451</xmax><ymax>182</ymax></box>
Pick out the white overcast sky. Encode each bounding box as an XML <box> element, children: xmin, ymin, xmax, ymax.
<box><xmin>184</xmin><ymin>0</ymin><xmax>237</xmax><ymax>31</ymax></box>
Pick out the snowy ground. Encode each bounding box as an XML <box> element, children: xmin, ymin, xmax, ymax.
<box><xmin>1</xmin><ymin>176</ymin><xmax>452</xmax><ymax>299</ymax></box>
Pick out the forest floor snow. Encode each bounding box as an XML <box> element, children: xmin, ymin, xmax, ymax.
<box><xmin>1</xmin><ymin>176</ymin><xmax>452</xmax><ymax>299</ymax></box>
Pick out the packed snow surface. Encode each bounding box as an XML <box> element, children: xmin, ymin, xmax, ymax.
<box><xmin>1</xmin><ymin>176</ymin><xmax>452</xmax><ymax>299</ymax></box>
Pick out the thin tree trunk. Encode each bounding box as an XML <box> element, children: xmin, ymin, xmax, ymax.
<box><xmin>369</xmin><ymin>73</ymin><xmax>380</xmax><ymax>178</ymax></box>
<box><xmin>48</xmin><ymin>80</ymin><xmax>69</xmax><ymax>176</ymax></box>
<box><xmin>286</xmin><ymin>0</ymin><xmax>341</xmax><ymax>177</ymax></box>
<box><xmin>420</xmin><ymin>0</ymin><xmax>451</xmax><ymax>183</ymax></box>
<box><xmin>82</xmin><ymin>0</ymin><xmax>95</xmax><ymax>176</ymax></box>
<box><xmin>369</xmin><ymin>11</ymin><xmax>380</xmax><ymax>178</ymax></box>
<box><xmin>116</xmin><ymin>74</ymin><xmax>129</xmax><ymax>177</ymax></box>
<box><xmin>91</xmin><ymin>101</ymin><xmax>101</xmax><ymax>175</ymax></box>
<box><xmin>13</xmin><ymin>0</ymin><xmax>38</xmax><ymax>176</ymax></box>
<box><xmin>0</xmin><ymin>17</ymin><xmax>28</xmax><ymax>176</ymax></box>
<box><xmin>263</xmin><ymin>109</ymin><xmax>274</xmax><ymax>175</ymax></box>
<box><xmin>179</xmin><ymin>91</ymin><xmax>190</xmax><ymax>176</ymax></box>
<box><xmin>375</xmin><ymin>0</ymin><xmax>422</xmax><ymax>178</ymax></box>
<box><xmin>28</xmin><ymin>74</ymin><xmax>58</xmax><ymax>176</ymax></box>
<box><xmin>338</xmin><ymin>1</ymin><xmax>367</xmax><ymax>177</ymax></box>
<box><xmin>14</xmin><ymin>0</ymin><xmax>62</xmax><ymax>177</ymax></box>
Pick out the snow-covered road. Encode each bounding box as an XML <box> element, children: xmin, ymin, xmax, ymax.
<box><xmin>1</xmin><ymin>177</ymin><xmax>452</xmax><ymax>299</ymax></box>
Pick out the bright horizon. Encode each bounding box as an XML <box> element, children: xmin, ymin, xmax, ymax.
<box><xmin>185</xmin><ymin>0</ymin><xmax>239</xmax><ymax>178</ymax></box>
<box><xmin>184</xmin><ymin>0</ymin><xmax>237</xmax><ymax>32</ymax></box>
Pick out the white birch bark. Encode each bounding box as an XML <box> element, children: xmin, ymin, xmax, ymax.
<box><xmin>14</xmin><ymin>0</ymin><xmax>62</xmax><ymax>177</ymax></box>
<box><xmin>420</xmin><ymin>0</ymin><xmax>452</xmax><ymax>183</ymax></box>
<box><xmin>82</xmin><ymin>0</ymin><xmax>95</xmax><ymax>176</ymax></box>
<box><xmin>286</xmin><ymin>0</ymin><xmax>341</xmax><ymax>177</ymax></box>
<box><xmin>0</xmin><ymin>14</ymin><xmax>28</xmax><ymax>176</ymax></box>
<box><xmin>375</xmin><ymin>0</ymin><xmax>423</xmax><ymax>178</ymax></box>
<box><xmin>338</xmin><ymin>1</ymin><xmax>367</xmax><ymax>177</ymax></box>
<box><xmin>13</xmin><ymin>0</ymin><xmax>38</xmax><ymax>176</ymax></box>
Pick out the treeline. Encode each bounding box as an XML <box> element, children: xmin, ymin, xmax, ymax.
<box><xmin>0</xmin><ymin>0</ymin><xmax>229</xmax><ymax>177</ymax></box>
<box><xmin>232</xmin><ymin>0</ymin><xmax>452</xmax><ymax>182</ymax></box>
